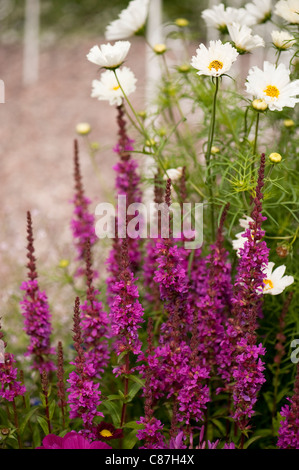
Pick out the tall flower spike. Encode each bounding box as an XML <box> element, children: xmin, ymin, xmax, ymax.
<box><xmin>20</xmin><ymin>212</ymin><xmax>55</xmax><ymax>374</ymax></box>
<box><xmin>137</xmin><ymin>319</ymin><xmax>166</xmax><ymax>449</ymax></box>
<box><xmin>71</xmin><ymin>139</ymin><xmax>98</xmax><ymax>277</ymax></box>
<box><xmin>278</xmin><ymin>362</ymin><xmax>299</xmax><ymax>449</ymax></box>
<box><xmin>0</xmin><ymin>318</ymin><xmax>26</xmax><ymax>402</ymax></box>
<box><xmin>230</xmin><ymin>153</ymin><xmax>269</xmax><ymax>433</ymax></box>
<box><xmin>80</xmin><ymin>239</ymin><xmax>110</xmax><ymax>379</ymax></box>
<box><xmin>57</xmin><ymin>341</ymin><xmax>66</xmax><ymax>428</ymax></box>
<box><xmin>67</xmin><ymin>297</ymin><xmax>103</xmax><ymax>436</ymax></box>
<box><xmin>110</xmin><ymin>237</ymin><xmax>145</xmax><ymax>372</ymax></box>
<box><xmin>106</xmin><ymin>103</ymin><xmax>142</xmax><ymax>305</ymax></box>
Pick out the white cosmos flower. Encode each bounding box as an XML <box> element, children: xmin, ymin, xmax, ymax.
<box><xmin>271</xmin><ymin>30</ymin><xmax>296</xmax><ymax>49</ymax></box>
<box><xmin>163</xmin><ymin>167</ymin><xmax>184</xmax><ymax>182</ymax></box>
<box><xmin>91</xmin><ymin>67</ymin><xmax>137</xmax><ymax>106</ymax></box>
<box><xmin>274</xmin><ymin>0</ymin><xmax>299</xmax><ymax>24</ymax></box>
<box><xmin>87</xmin><ymin>41</ymin><xmax>131</xmax><ymax>69</ymax></box>
<box><xmin>262</xmin><ymin>262</ymin><xmax>294</xmax><ymax>295</ymax></box>
<box><xmin>245</xmin><ymin>0</ymin><xmax>272</xmax><ymax>23</ymax></box>
<box><xmin>191</xmin><ymin>40</ymin><xmax>239</xmax><ymax>77</ymax></box>
<box><xmin>245</xmin><ymin>61</ymin><xmax>299</xmax><ymax>111</ymax></box>
<box><xmin>232</xmin><ymin>215</ymin><xmax>254</xmax><ymax>256</ymax></box>
<box><xmin>105</xmin><ymin>0</ymin><xmax>150</xmax><ymax>41</ymax></box>
<box><xmin>201</xmin><ymin>3</ymin><xmax>255</xmax><ymax>32</ymax></box>
<box><xmin>227</xmin><ymin>23</ymin><xmax>265</xmax><ymax>53</ymax></box>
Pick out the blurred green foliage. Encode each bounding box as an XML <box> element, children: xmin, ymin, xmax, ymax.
<box><xmin>0</xmin><ymin>0</ymin><xmax>208</xmax><ymax>42</ymax></box>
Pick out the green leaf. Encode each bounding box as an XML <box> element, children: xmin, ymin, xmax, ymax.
<box><xmin>123</xmin><ymin>420</ymin><xmax>143</xmax><ymax>430</ymax></box>
<box><xmin>36</xmin><ymin>416</ymin><xmax>49</xmax><ymax>436</ymax></box>
<box><xmin>129</xmin><ymin>375</ymin><xmax>145</xmax><ymax>388</ymax></box>
<box><xmin>20</xmin><ymin>407</ymin><xmax>38</xmax><ymax>434</ymax></box>
<box><xmin>49</xmin><ymin>400</ymin><xmax>56</xmax><ymax>420</ymax></box>
<box><xmin>122</xmin><ymin>428</ymin><xmax>139</xmax><ymax>449</ymax></box>
<box><xmin>127</xmin><ymin>382</ymin><xmax>142</xmax><ymax>402</ymax></box>
<box><xmin>243</xmin><ymin>435</ymin><xmax>263</xmax><ymax>449</ymax></box>
<box><xmin>102</xmin><ymin>400</ymin><xmax>121</xmax><ymax>428</ymax></box>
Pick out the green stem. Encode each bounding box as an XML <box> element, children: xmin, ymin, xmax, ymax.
<box><xmin>120</xmin><ymin>353</ymin><xmax>130</xmax><ymax>428</ymax></box>
<box><xmin>205</xmin><ymin>76</ymin><xmax>219</xmax><ymax>241</ymax></box>
<box><xmin>251</xmin><ymin>111</ymin><xmax>260</xmax><ymax>177</ymax></box>
<box><xmin>113</xmin><ymin>70</ymin><xmax>147</xmax><ymax>138</ymax></box>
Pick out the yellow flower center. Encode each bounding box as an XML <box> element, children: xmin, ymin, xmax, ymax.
<box><xmin>263</xmin><ymin>279</ymin><xmax>274</xmax><ymax>290</ymax></box>
<box><xmin>100</xmin><ymin>429</ymin><xmax>113</xmax><ymax>438</ymax></box>
<box><xmin>264</xmin><ymin>85</ymin><xmax>279</xmax><ymax>99</ymax></box>
<box><xmin>112</xmin><ymin>85</ymin><xmax>120</xmax><ymax>91</ymax></box>
<box><xmin>208</xmin><ymin>60</ymin><xmax>223</xmax><ymax>71</ymax></box>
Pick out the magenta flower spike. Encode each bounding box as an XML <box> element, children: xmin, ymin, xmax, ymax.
<box><xmin>67</xmin><ymin>297</ymin><xmax>103</xmax><ymax>435</ymax></box>
<box><xmin>278</xmin><ymin>362</ymin><xmax>299</xmax><ymax>449</ymax></box>
<box><xmin>80</xmin><ymin>240</ymin><xmax>110</xmax><ymax>378</ymax></box>
<box><xmin>19</xmin><ymin>212</ymin><xmax>55</xmax><ymax>374</ymax></box>
<box><xmin>71</xmin><ymin>139</ymin><xmax>98</xmax><ymax>277</ymax></box>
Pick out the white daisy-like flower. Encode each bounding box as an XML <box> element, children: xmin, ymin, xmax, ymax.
<box><xmin>105</xmin><ymin>0</ymin><xmax>150</xmax><ymax>41</ymax></box>
<box><xmin>274</xmin><ymin>0</ymin><xmax>299</xmax><ymax>24</ymax></box>
<box><xmin>87</xmin><ymin>41</ymin><xmax>131</xmax><ymax>69</ymax></box>
<box><xmin>91</xmin><ymin>66</ymin><xmax>137</xmax><ymax>106</ymax></box>
<box><xmin>163</xmin><ymin>167</ymin><xmax>184</xmax><ymax>182</ymax></box>
<box><xmin>245</xmin><ymin>0</ymin><xmax>272</xmax><ymax>24</ymax></box>
<box><xmin>271</xmin><ymin>30</ymin><xmax>296</xmax><ymax>50</ymax></box>
<box><xmin>262</xmin><ymin>261</ymin><xmax>294</xmax><ymax>295</ymax></box>
<box><xmin>201</xmin><ymin>3</ymin><xmax>255</xmax><ymax>32</ymax></box>
<box><xmin>232</xmin><ymin>215</ymin><xmax>254</xmax><ymax>256</ymax></box>
<box><xmin>245</xmin><ymin>61</ymin><xmax>299</xmax><ymax>111</ymax></box>
<box><xmin>227</xmin><ymin>23</ymin><xmax>265</xmax><ymax>53</ymax></box>
<box><xmin>191</xmin><ymin>40</ymin><xmax>239</xmax><ymax>77</ymax></box>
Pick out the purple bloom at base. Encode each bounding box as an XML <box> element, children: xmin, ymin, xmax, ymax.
<box><xmin>36</xmin><ymin>431</ymin><xmax>112</xmax><ymax>449</ymax></box>
<box><xmin>278</xmin><ymin>363</ymin><xmax>299</xmax><ymax>449</ymax></box>
<box><xmin>67</xmin><ymin>298</ymin><xmax>103</xmax><ymax>434</ymax></box>
<box><xmin>168</xmin><ymin>431</ymin><xmax>187</xmax><ymax>449</ymax></box>
<box><xmin>20</xmin><ymin>280</ymin><xmax>56</xmax><ymax>374</ymax></box>
<box><xmin>137</xmin><ymin>416</ymin><xmax>166</xmax><ymax>449</ymax></box>
<box><xmin>0</xmin><ymin>353</ymin><xmax>26</xmax><ymax>401</ymax></box>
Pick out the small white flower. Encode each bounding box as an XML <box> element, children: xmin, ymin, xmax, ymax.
<box><xmin>227</xmin><ymin>23</ymin><xmax>265</xmax><ymax>53</ymax></box>
<box><xmin>245</xmin><ymin>0</ymin><xmax>272</xmax><ymax>24</ymax></box>
<box><xmin>271</xmin><ymin>30</ymin><xmax>296</xmax><ymax>50</ymax></box>
<box><xmin>262</xmin><ymin>262</ymin><xmax>294</xmax><ymax>295</ymax></box>
<box><xmin>201</xmin><ymin>3</ymin><xmax>255</xmax><ymax>32</ymax></box>
<box><xmin>191</xmin><ymin>40</ymin><xmax>238</xmax><ymax>77</ymax></box>
<box><xmin>274</xmin><ymin>0</ymin><xmax>299</xmax><ymax>24</ymax></box>
<box><xmin>163</xmin><ymin>167</ymin><xmax>184</xmax><ymax>182</ymax></box>
<box><xmin>245</xmin><ymin>61</ymin><xmax>299</xmax><ymax>111</ymax></box>
<box><xmin>232</xmin><ymin>215</ymin><xmax>254</xmax><ymax>256</ymax></box>
<box><xmin>105</xmin><ymin>0</ymin><xmax>150</xmax><ymax>41</ymax></box>
<box><xmin>87</xmin><ymin>41</ymin><xmax>131</xmax><ymax>69</ymax></box>
<box><xmin>91</xmin><ymin>67</ymin><xmax>137</xmax><ymax>106</ymax></box>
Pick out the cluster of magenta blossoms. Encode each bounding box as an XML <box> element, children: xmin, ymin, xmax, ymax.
<box><xmin>106</xmin><ymin>103</ymin><xmax>142</xmax><ymax>305</ymax></box>
<box><xmin>110</xmin><ymin>238</ymin><xmax>144</xmax><ymax>375</ymax></box>
<box><xmin>67</xmin><ymin>297</ymin><xmax>103</xmax><ymax>436</ymax></box>
<box><xmin>71</xmin><ymin>139</ymin><xmax>98</xmax><ymax>277</ymax></box>
<box><xmin>80</xmin><ymin>240</ymin><xmax>110</xmax><ymax>379</ymax></box>
<box><xmin>20</xmin><ymin>212</ymin><xmax>55</xmax><ymax>374</ymax></box>
<box><xmin>230</xmin><ymin>154</ymin><xmax>269</xmax><ymax>431</ymax></box>
<box><xmin>278</xmin><ymin>363</ymin><xmax>299</xmax><ymax>449</ymax></box>
<box><xmin>0</xmin><ymin>323</ymin><xmax>26</xmax><ymax>402</ymax></box>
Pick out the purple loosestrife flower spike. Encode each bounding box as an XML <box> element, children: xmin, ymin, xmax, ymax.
<box><xmin>0</xmin><ymin>319</ymin><xmax>26</xmax><ymax>401</ymax></box>
<box><xmin>80</xmin><ymin>239</ymin><xmax>110</xmax><ymax>378</ymax></box>
<box><xmin>67</xmin><ymin>297</ymin><xmax>103</xmax><ymax>435</ymax></box>
<box><xmin>278</xmin><ymin>362</ymin><xmax>299</xmax><ymax>449</ymax></box>
<box><xmin>20</xmin><ymin>212</ymin><xmax>55</xmax><ymax>374</ymax></box>
<box><xmin>57</xmin><ymin>341</ymin><xmax>66</xmax><ymax>427</ymax></box>
<box><xmin>71</xmin><ymin>139</ymin><xmax>97</xmax><ymax>277</ymax></box>
<box><xmin>230</xmin><ymin>153</ymin><xmax>269</xmax><ymax>432</ymax></box>
<box><xmin>137</xmin><ymin>319</ymin><xmax>166</xmax><ymax>449</ymax></box>
<box><xmin>110</xmin><ymin>238</ymin><xmax>144</xmax><ymax>373</ymax></box>
<box><xmin>106</xmin><ymin>103</ymin><xmax>142</xmax><ymax>305</ymax></box>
